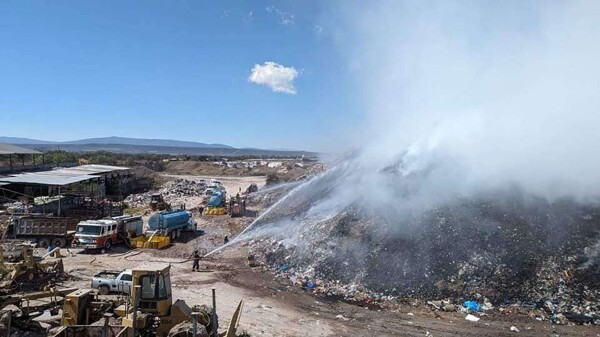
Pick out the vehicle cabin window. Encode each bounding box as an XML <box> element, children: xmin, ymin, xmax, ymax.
<box><xmin>101</xmin><ymin>227</ymin><xmax>105</xmax><ymax>235</ymax></box>
<box><xmin>158</xmin><ymin>274</ymin><xmax>168</xmax><ymax>299</ymax></box>
<box><xmin>140</xmin><ymin>275</ymin><xmax>156</xmax><ymax>300</ymax></box>
<box><xmin>139</xmin><ymin>273</ymin><xmax>169</xmax><ymax>300</ymax></box>
<box><xmin>164</xmin><ymin>273</ymin><xmax>172</xmax><ymax>297</ymax></box>
<box><xmin>112</xmin><ymin>224</ymin><xmax>117</xmax><ymax>231</ymax></box>
<box><xmin>121</xmin><ymin>274</ymin><xmax>132</xmax><ymax>281</ymax></box>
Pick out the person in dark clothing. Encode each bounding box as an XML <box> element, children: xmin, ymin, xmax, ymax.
<box><xmin>192</xmin><ymin>250</ymin><xmax>201</xmax><ymax>271</ymax></box>
<box><xmin>224</xmin><ymin>236</ymin><xmax>229</xmax><ymax>244</ymax></box>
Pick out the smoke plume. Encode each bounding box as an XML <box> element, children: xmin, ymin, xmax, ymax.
<box><xmin>331</xmin><ymin>0</ymin><xmax>600</xmax><ymax>204</ymax></box>
<box><xmin>236</xmin><ymin>1</ymin><xmax>600</xmax><ymax>304</ymax></box>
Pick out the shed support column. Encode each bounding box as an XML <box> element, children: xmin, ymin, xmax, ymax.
<box><xmin>58</xmin><ymin>186</ymin><xmax>61</xmax><ymax>217</ymax></box>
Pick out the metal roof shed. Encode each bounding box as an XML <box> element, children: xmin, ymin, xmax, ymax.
<box><xmin>0</xmin><ymin>143</ymin><xmax>41</xmax><ymax>155</ymax></box>
<box><xmin>0</xmin><ymin>143</ymin><xmax>44</xmax><ymax>173</ymax></box>
<box><xmin>0</xmin><ymin>173</ymin><xmax>99</xmax><ymax>186</ymax></box>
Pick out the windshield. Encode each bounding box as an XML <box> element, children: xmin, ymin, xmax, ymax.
<box><xmin>76</xmin><ymin>225</ymin><xmax>101</xmax><ymax>235</ymax></box>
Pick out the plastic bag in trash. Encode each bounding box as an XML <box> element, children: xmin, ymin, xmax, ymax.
<box><xmin>463</xmin><ymin>300</ymin><xmax>481</xmax><ymax>312</ymax></box>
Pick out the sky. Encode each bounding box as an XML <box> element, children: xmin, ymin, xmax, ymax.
<box><xmin>0</xmin><ymin>0</ymin><xmax>360</xmax><ymax>152</ymax></box>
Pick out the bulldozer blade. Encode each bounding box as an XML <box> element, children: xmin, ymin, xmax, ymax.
<box><xmin>222</xmin><ymin>300</ymin><xmax>244</xmax><ymax>337</ymax></box>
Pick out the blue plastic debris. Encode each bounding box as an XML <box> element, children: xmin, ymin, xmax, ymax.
<box><xmin>306</xmin><ymin>281</ymin><xmax>315</xmax><ymax>289</ymax></box>
<box><xmin>463</xmin><ymin>300</ymin><xmax>481</xmax><ymax>312</ymax></box>
<box><xmin>278</xmin><ymin>263</ymin><xmax>289</xmax><ymax>272</ymax></box>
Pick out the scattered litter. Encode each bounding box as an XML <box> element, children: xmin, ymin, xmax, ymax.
<box><xmin>335</xmin><ymin>314</ymin><xmax>350</xmax><ymax>321</ymax></box>
<box><xmin>465</xmin><ymin>314</ymin><xmax>480</xmax><ymax>322</ymax></box>
<box><xmin>510</xmin><ymin>326</ymin><xmax>520</xmax><ymax>332</ymax></box>
<box><xmin>463</xmin><ymin>301</ymin><xmax>481</xmax><ymax>312</ymax></box>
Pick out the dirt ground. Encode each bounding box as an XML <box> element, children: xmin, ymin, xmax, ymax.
<box><xmin>54</xmin><ymin>245</ymin><xmax>600</xmax><ymax>337</ymax></box>
<box><xmin>46</xmin><ymin>175</ymin><xmax>600</xmax><ymax>336</ymax></box>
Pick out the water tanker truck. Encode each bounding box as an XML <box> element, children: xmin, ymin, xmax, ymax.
<box><xmin>147</xmin><ymin>210</ymin><xmax>197</xmax><ymax>240</ymax></box>
<box><xmin>204</xmin><ymin>186</ymin><xmax>228</xmax><ymax>215</ymax></box>
<box><xmin>208</xmin><ymin>190</ymin><xmax>226</xmax><ymax>208</ymax></box>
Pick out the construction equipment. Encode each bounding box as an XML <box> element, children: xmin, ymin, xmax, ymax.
<box><xmin>0</xmin><ymin>286</ymin><xmax>79</xmax><ymax>332</ymax></box>
<box><xmin>56</xmin><ymin>265</ymin><xmax>244</xmax><ymax>337</ymax></box>
<box><xmin>0</xmin><ymin>243</ymin><xmax>65</xmax><ymax>295</ymax></box>
<box><xmin>150</xmin><ymin>194</ymin><xmax>172</xmax><ymax>212</ymax></box>
<box><xmin>130</xmin><ymin>233</ymin><xmax>171</xmax><ymax>249</ymax></box>
<box><xmin>204</xmin><ymin>186</ymin><xmax>227</xmax><ymax>216</ymax></box>
<box><xmin>229</xmin><ymin>195</ymin><xmax>246</xmax><ymax>218</ymax></box>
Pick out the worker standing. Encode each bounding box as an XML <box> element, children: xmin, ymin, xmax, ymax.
<box><xmin>192</xmin><ymin>250</ymin><xmax>201</xmax><ymax>271</ymax></box>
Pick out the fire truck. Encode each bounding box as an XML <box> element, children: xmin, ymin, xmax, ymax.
<box><xmin>73</xmin><ymin>215</ymin><xmax>143</xmax><ymax>253</ymax></box>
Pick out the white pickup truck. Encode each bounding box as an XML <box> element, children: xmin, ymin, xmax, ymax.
<box><xmin>91</xmin><ymin>269</ymin><xmax>132</xmax><ymax>295</ymax></box>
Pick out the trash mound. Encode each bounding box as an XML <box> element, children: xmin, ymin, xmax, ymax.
<box><xmin>124</xmin><ymin>179</ymin><xmax>206</xmax><ymax>208</ymax></box>
<box><xmin>240</xmin><ymin>155</ymin><xmax>600</xmax><ymax>324</ymax></box>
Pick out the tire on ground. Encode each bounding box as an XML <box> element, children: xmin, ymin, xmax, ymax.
<box><xmin>37</xmin><ymin>238</ymin><xmax>50</xmax><ymax>248</ymax></box>
<box><xmin>52</xmin><ymin>238</ymin><xmax>67</xmax><ymax>248</ymax></box>
<box><xmin>167</xmin><ymin>321</ymin><xmax>208</xmax><ymax>337</ymax></box>
<box><xmin>98</xmin><ymin>285</ymin><xmax>110</xmax><ymax>295</ymax></box>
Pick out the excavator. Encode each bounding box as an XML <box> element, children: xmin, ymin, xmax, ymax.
<box><xmin>55</xmin><ymin>265</ymin><xmax>244</xmax><ymax>337</ymax></box>
<box><xmin>150</xmin><ymin>194</ymin><xmax>172</xmax><ymax>212</ymax></box>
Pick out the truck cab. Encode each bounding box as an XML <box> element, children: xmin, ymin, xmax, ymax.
<box><xmin>74</xmin><ymin>220</ymin><xmax>118</xmax><ymax>252</ymax></box>
<box><xmin>92</xmin><ymin>269</ymin><xmax>133</xmax><ymax>295</ymax></box>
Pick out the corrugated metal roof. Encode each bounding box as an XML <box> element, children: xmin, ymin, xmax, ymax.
<box><xmin>0</xmin><ymin>143</ymin><xmax>42</xmax><ymax>155</ymax></box>
<box><xmin>57</xmin><ymin>164</ymin><xmax>130</xmax><ymax>175</ymax></box>
<box><xmin>0</xmin><ymin>173</ymin><xmax>99</xmax><ymax>186</ymax></box>
<box><xmin>0</xmin><ymin>164</ymin><xmax>129</xmax><ymax>186</ymax></box>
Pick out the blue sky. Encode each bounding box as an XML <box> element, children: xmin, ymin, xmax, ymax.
<box><xmin>0</xmin><ymin>1</ymin><xmax>360</xmax><ymax>151</ymax></box>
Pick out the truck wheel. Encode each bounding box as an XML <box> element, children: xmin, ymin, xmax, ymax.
<box><xmin>37</xmin><ymin>238</ymin><xmax>50</xmax><ymax>248</ymax></box>
<box><xmin>170</xmin><ymin>230</ymin><xmax>177</xmax><ymax>241</ymax></box>
<box><xmin>98</xmin><ymin>285</ymin><xmax>110</xmax><ymax>295</ymax></box>
<box><xmin>104</xmin><ymin>239</ymin><xmax>112</xmax><ymax>250</ymax></box>
<box><xmin>53</xmin><ymin>238</ymin><xmax>67</xmax><ymax>248</ymax></box>
<box><xmin>176</xmin><ymin>229</ymin><xmax>181</xmax><ymax>238</ymax></box>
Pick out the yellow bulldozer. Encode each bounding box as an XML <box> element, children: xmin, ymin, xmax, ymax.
<box><xmin>0</xmin><ymin>243</ymin><xmax>65</xmax><ymax>295</ymax></box>
<box><xmin>55</xmin><ymin>265</ymin><xmax>244</xmax><ymax>337</ymax></box>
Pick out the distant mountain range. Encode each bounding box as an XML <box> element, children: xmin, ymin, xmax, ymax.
<box><xmin>0</xmin><ymin>136</ymin><xmax>232</xmax><ymax>149</ymax></box>
<box><xmin>0</xmin><ymin>136</ymin><xmax>316</xmax><ymax>157</ymax></box>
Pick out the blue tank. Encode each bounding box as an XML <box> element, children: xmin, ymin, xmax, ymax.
<box><xmin>148</xmin><ymin>210</ymin><xmax>190</xmax><ymax>230</ymax></box>
<box><xmin>208</xmin><ymin>191</ymin><xmax>224</xmax><ymax>207</ymax></box>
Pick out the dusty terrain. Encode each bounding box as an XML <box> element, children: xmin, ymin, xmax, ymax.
<box><xmin>55</xmin><ymin>245</ymin><xmax>600</xmax><ymax>337</ymax></box>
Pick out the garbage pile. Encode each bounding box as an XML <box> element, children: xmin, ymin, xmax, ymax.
<box><xmin>2</xmin><ymin>201</ymin><xmax>30</xmax><ymax>213</ymax></box>
<box><xmin>124</xmin><ymin>179</ymin><xmax>206</xmax><ymax>208</ymax></box>
<box><xmin>239</xmin><ymin>154</ymin><xmax>600</xmax><ymax>325</ymax></box>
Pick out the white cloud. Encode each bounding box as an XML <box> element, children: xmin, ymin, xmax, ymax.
<box><xmin>314</xmin><ymin>25</ymin><xmax>323</xmax><ymax>34</ymax></box>
<box><xmin>266</xmin><ymin>6</ymin><xmax>295</xmax><ymax>25</ymax></box>
<box><xmin>248</xmin><ymin>62</ymin><xmax>299</xmax><ymax>94</ymax></box>
<box><xmin>243</xmin><ymin>11</ymin><xmax>254</xmax><ymax>23</ymax></box>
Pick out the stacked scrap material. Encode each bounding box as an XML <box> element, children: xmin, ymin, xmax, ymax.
<box><xmin>124</xmin><ymin>179</ymin><xmax>206</xmax><ymax>208</ymax></box>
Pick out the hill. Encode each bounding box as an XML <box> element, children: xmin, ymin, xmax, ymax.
<box><xmin>0</xmin><ymin>136</ymin><xmax>232</xmax><ymax>149</ymax></box>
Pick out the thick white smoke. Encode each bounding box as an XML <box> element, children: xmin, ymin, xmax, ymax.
<box><xmin>330</xmin><ymin>0</ymin><xmax>600</xmax><ymax>203</ymax></box>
